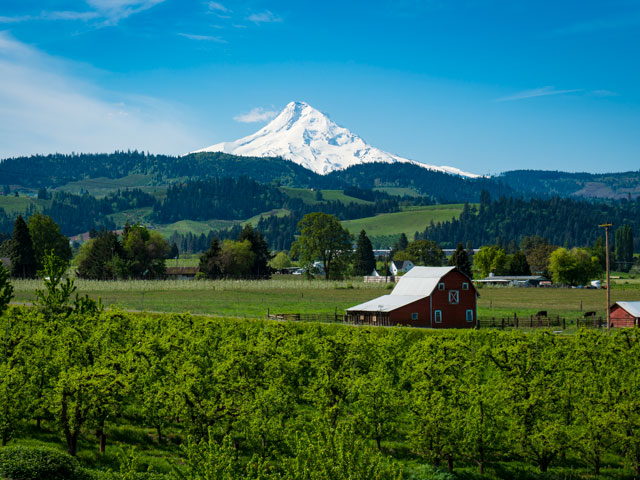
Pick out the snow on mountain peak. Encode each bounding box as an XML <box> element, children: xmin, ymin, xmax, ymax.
<box><xmin>192</xmin><ymin>102</ymin><xmax>480</xmax><ymax>177</ymax></box>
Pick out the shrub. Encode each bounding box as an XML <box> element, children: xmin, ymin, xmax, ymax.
<box><xmin>0</xmin><ymin>445</ymin><xmax>86</xmax><ymax>480</ymax></box>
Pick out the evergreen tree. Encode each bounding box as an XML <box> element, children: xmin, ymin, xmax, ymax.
<box><xmin>394</xmin><ymin>233</ymin><xmax>409</xmax><ymax>253</ymax></box>
<box><xmin>614</xmin><ymin>224</ymin><xmax>634</xmax><ymax>272</ymax></box>
<box><xmin>448</xmin><ymin>243</ymin><xmax>473</xmax><ymax>278</ymax></box>
<box><xmin>76</xmin><ymin>231</ymin><xmax>123</xmax><ymax>280</ymax></box>
<box><xmin>353</xmin><ymin>230</ymin><xmax>376</xmax><ymax>276</ymax></box>
<box><xmin>508</xmin><ymin>251</ymin><xmax>531</xmax><ymax>276</ymax></box>
<box><xmin>199</xmin><ymin>238</ymin><xmax>222</xmax><ymax>279</ymax></box>
<box><xmin>237</xmin><ymin>224</ymin><xmax>272</xmax><ymax>278</ymax></box>
<box><xmin>9</xmin><ymin>215</ymin><xmax>37</xmax><ymax>279</ymax></box>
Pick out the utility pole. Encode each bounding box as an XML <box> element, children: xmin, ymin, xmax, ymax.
<box><xmin>599</xmin><ymin>223</ymin><xmax>612</xmax><ymax>334</ymax></box>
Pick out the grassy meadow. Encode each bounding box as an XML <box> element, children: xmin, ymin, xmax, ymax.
<box><xmin>11</xmin><ymin>275</ymin><xmax>640</xmax><ymax>323</ymax></box>
<box><xmin>341</xmin><ymin>204</ymin><xmax>467</xmax><ymax>238</ymax></box>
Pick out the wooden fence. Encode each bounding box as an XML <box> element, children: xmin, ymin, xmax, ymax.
<box><xmin>477</xmin><ymin>315</ymin><xmax>605</xmax><ymax>330</ymax></box>
<box><xmin>267</xmin><ymin>311</ymin><xmax>606</xmax><ymax>330</ymax></box>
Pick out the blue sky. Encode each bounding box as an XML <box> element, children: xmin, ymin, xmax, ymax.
<box><xmin>1</xmin><ymin>0</ymin><xmax>639</xmax><ymax>174</ymax></box>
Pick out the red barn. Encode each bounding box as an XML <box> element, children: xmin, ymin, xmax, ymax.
<box><xmin>610</xmin><ymin>302</ymin><xmax>640</xmax><ymax>328</ymax></box>
<box><xmin>346</xmin><ymin>266</ymin><xmax>478</xmax><ymax>328</ymax></box>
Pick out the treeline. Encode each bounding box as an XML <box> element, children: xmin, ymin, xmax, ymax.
<box><xmin>420</xmin><ymin>193</ymin><xmax>640</xmax><ymax>249</ymax></box>
<box><xmin>1</xmin><ymin>292</ymin><xmax>640</xmax><ymax>478</ymax></box>
<box><xmin>2</xmin><ymin>151</ymin><xmax>518</xmax><ymax>202</ymax></box>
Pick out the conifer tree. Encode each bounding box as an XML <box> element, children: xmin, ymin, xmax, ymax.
<box><xmin>448</xmin><ymin>243</ymin><xmax>473</xmax><ymax>278</ymax></box>
<box><xmin>9</xmin><ymin>215</ymin><xmax>37</xmax><ymax>279</ymax></box>
<box><xmin>614</xmin><ymin>224</ymin><xmax>634</xmax><ymax>272</ymax></box>
<box><xmin>199</xmin><ymin>238</ymin><xmax>222</xmax><ymax>279</ymax></box>
<box><xmin>353</xmin><ymin>230</ymin><xmax>376</xmax><ymax>276</ymax></box>
<box><xmin>238</xmin><ymin>224</ymin><xmax>272</xmax><ymax>278</ymax></box>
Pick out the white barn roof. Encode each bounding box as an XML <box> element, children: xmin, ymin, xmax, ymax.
<box><xmin>346</xmin><ymin>295</ymin><xmax>426</xmax><ymax>312</ymax></box>
<box><xmin>347</xmin><ymin>266</ymin><xmax>460</xmax><ymax>312</ymax></box>
<box><xmin>615</xmin><ymin>301</ymin><xmax>640</xmax><ymax>318</ymax></box>
<box><xmin>390</xmin><ymin>266</ymin><xmax>455</xmax><ymax>296</ymax></box>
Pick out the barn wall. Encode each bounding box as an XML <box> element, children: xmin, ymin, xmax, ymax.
<box><xmin>389</xmin><ymin>298</ymin><xmax>431</xmax><ymax>327</ymax></box>
<box><xmin>429</xmin><ymin>270</ymin><xmax>477</xmax><ymax>329</ymax></box>
<box><xmin>610</xmin><ymin>305</ymin><xmax>638</xmax><ymax>328</ymax></box>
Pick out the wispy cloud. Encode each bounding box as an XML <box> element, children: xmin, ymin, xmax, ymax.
<box><xmin>496</xmin><ymin>86</ymin><xmax>582</xmax><ymax>102</ymax></box>
<box><xmin>177</xmin><ymin>32</ymin><xmax>226</xmax><ymax>42</ymax></box>
<box><xmin>591</xmin><ymin>89</ymin><xmax>619</xmax><ymax>97</ymax></box>
<box><xmin>234</xmin><ymin>107</ymin><xmax>278</xmax><ymax>123</ymax></box>
<box><xmin>0</xmin><ymin>1</ymin><xmax>166</xmax><ymax>26</ymax></box>
<box><xmin>0</xmin><ymin>32</ymin><xmax>202</xmax><ymax>158</ymax></box>
<box><xmin>207</xmin><ymin>2</ymin><xmax>229</xmax><ymax>13</ymax></box>
<box><xmin>246</xmin><ymin>10</ymin><xmax>282</xmax><ymax>24</ymax></box>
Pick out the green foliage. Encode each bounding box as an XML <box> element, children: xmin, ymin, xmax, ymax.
<box><xmin>396</xmin><ymin>240</ymin><xmax>444</xmax><ymax>266</ymax></box>
<box><xmin>548</xmin><ymin>247</ymin><xmax>600</xmax><ymax>286</ymax></box>
<box><xmin>0</xmin><ymin>445</ymin><xmax>85</xmax><ymax>480</ymax></box>
<box><xmin>27</xmin><ymin>212</ymin><xmax>72</xmax><ymax>270</ymax></box>
<box><xmin>269</xmin><ymin>251</ymin><xmax>292</xmax><ymax>270</ymax></box>
<box><xmin>448</xmin><ymin>243</ymin><xmax>472</xmax><ymax>278</ymax></box>
<box><xmin>199</xmin><ymin>238</ymin><xmax>222</xmax><ymax>279</ymax></box>
<box><xmin>473</xmin><ymin>246</ymin><xmax>507</xmax><ymax>278</ymax></box>
<box><xmin>353</xmin><ymin>230</ymin><xmax>376</xmax><ymax>276</ymax></box>
<box><xmin>0</xmin><ymin>265</ymin><xmax>14</xmax><ymax>316</ymax></box>
<box><xmin>77</xmin><ymin>225</ymin><xmax>170</xmax><ymax>280</ymax></box>
<box><xmin>615</xmin><ymin>224</ymin><xmax>634</xmax><ymax>272</ymax></box>
<box><xmin>35</xmin><ymin>250</ymin><xmax>77</xmax><ymax>316</ymax></box>
<box><xmin>291</xmin><ymin>213</ymin><xmax>353</xmax><ymax>280</ymax></box>
<box><xmin>9</xmin><ymin>215</ymin><xmax>37</xmax><ymax>279</ymax></box>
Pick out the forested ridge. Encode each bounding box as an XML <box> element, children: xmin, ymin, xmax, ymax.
<box><xmin>421</xmin><ymin>194</ymin><xmax>640</xmax><ymax>249</ymax></box>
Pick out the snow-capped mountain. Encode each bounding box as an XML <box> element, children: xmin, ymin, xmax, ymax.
<box><xmin>193</xmin><ymin>101</ymin><xmax>479</xmax><ymax>177</ymax></box>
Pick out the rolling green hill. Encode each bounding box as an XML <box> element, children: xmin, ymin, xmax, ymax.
<box><xmin>341</xmin><ymin>204</ymin><xmax>467</xmax><ymax>238</ymax></box>
<box><xmin>280</xmin><ymin>187</ymin><xmax>373</xmax><ymax>205</ymax></box>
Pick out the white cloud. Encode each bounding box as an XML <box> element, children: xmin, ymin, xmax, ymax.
<box><xmin>496</xmin><ymin>86</ymin><xmax>582</xmax><ymax>102</ymax></box>
<box><xmin>234</xmin><ymin>107</ymin><xmax>278</xmax><ymax>123</ymax></box>
<box><xmin>85</xmin><ymin>0</ymin><xmax>166</xmax><ymax>24</ymax></box>
<box><xmin>591</xmin><ymin>89</ymin><xmax>619</xmax><ymax>97</ymax></box>
<box><xmin>207</xmin><ymin>2</ymin><xmax>229</xmax><ymax>13</ymax></box>
<box><xmin>246</xmin><ymin>10</ymin><xmax>282</xmax><ymax>24</ymax></box>
<box><xmin>177</xmin><ymin>32</ymin><xmax>226</xmax><ymax>42</ymax></box>
<box><xmin>0</xmin><ymin>32</ymin><xmax>203</xmax><ymax>158</ymax></box>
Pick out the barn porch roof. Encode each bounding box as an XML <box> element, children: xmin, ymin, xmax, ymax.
<box><xmin>346</xmin><ymin>295</ymin><xmax>427</xmax><ymax>312</ymax></box>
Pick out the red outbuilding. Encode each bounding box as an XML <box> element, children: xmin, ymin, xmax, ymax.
<box><xmin>609</xmin><ymin>301</ymin><xmax>640</xmax><ymax>328</ymax></box>
<box><xmin>346</xmin><ymin>266</ymin><xmax>478</xmax><ymax>328</ymax></box>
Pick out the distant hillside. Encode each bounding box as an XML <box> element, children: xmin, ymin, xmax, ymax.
<box><xmin>499</xmin><ymin>170</ymin><xmax>640</xmax><ymax>199</ymax></box>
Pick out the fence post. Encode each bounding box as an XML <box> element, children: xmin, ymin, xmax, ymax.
<box><xmin>267</xmin><ymin>308</ymin><xmax>269</xmax><ymax>318</ymax></box>
<box><xmin>562</xmin><ymin>317</ymin><xmax>566</xmax><ymax>330</ymax></box>
<box><xmin>515</xmin><ymin>315</ymin><xmax>519</xmax><ymax>328</ymax></box>
<box><xmin>501</xmin><ymin>318</ymin><xmax>505</xmax><ymax>330</ymax></box>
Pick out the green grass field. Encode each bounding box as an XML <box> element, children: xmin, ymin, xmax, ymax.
<box><xmin>373</xmin><ymin>186</ymin><xmax>421</xmax><ymax>197</ymax></box>
<box><xmin>12</xmin><ymin>276</ymin><xmax>640</xmax><ymax>323</ymax></box>
<box><xmin>341</xmin><ymin>204</ymin><xmax>466</xmax><ymax>237</ymax></box>
<box><xmin>57</xmin><ymin>173</ymin><xmax>156</xmax><ymax>196</ymax></box>
<box><xmin>280</xmin><ymin>187</ymin><xmax>373</xmax><ymax>205</ymax></box>
<box><xmin>0</xmin><ymin>195</ymin><xmax>48</xmax><ymax>214</ymax></box>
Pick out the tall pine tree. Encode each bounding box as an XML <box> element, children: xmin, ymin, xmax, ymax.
<box><xmin>9</xmin><ymin>215</ymin><xmax>37</xmax><ymax>279</ymax></box>
<box><xmin>614</xmin><ymin>224</ymin><xmax>634</xmax><ymax>272</ymax></box>
<box><xmin>353</xmin><ymin>230</ymin><xmax>377</xmax><ymax>276</ymax></box>
<box><xmin>199</xmin><ymin>238</ymin><xmax>222</xmax><ymax>279</ymax></box>
<box><xmin>448</xmin><ymin>242</ymin><xmax>473</xmax><ymax>279</ymax></box>
<box><xmin>238</xmin><ymin>224</ymin><xmax>272</xmax><ymax>278</ymax></box>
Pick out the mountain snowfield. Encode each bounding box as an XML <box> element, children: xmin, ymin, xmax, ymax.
<box><xmin>193</xmin><ymin>101</ymin><xmax>480</xmax><ymax>178</ymax></box>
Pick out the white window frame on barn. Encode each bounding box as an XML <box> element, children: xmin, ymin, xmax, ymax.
<box><xmin>462</xmin><ymin>282</ymin><xmax>469</xmax><ymax>290</ymax></box>
<box><xmin>438</xmin><ymin>282</ymin><xmax>445</xmax><ymax>290</ymax></box>
<box><xmin>411</xmin><ymin>312</ymin><xmax>419</xmax><ymax>320</ymax></box>
<box><xmin>449</xmin><ymin>290</ymin><xmax>459</xmax><ymax>304</ymax></box>
<box><xmin>434</xmin><ymin>310</ymin><xmax>442</xmax><ymax>323</ymax></box>
<box><xmin>466</xmin><ymin>309</ymin><xmax>474</xmax><ymax>322</ymax></box>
